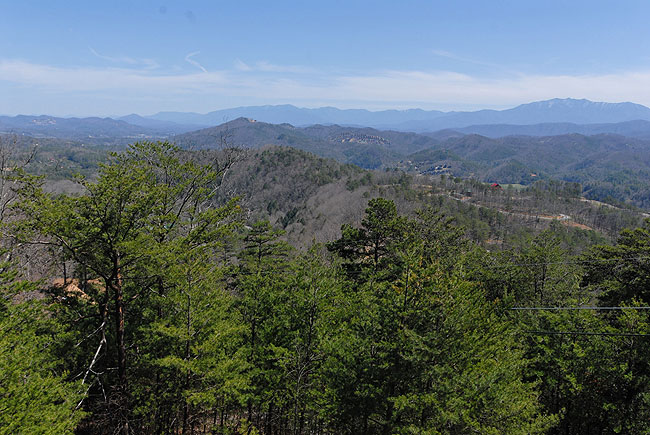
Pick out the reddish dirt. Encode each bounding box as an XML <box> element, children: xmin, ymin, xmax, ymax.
<box><xmin>562</xmin><ymin>221</ymin><xmax>593</xmax><ymax>230</ymax></box>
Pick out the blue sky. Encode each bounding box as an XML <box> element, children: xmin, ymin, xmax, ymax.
<box><xmin>2</xmin><ymin>0</ymin><xmax>650</xmax><ymax>116</ymax></box>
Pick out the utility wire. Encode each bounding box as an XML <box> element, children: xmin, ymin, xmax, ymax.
<box><xmin>330</xmin><ymin>254</ymin><xmax>650</xmax><ymax>276</ymax></box>
<box><xmin>76</xmin><ymin>254</ymin><xmax>650</xmax><ymax>281</ymax></box>
<box><xmin>332</xmin><ymin>255</ymin><xmax>650</xmax><ymax>276</ymax></box>
<box><xmin>522</xmin><ymin>330</ymin><xmax>650</xmax><ymax>337</ymax></box>
<box><xmin>483</xmin><ymin>255</ymin><xmax>650</xmax><ymax>270</ymax></box>
<box><xmin>511</xmin><ymin>306</ymin><xmax>650</xmax><ymax>311</ymax></box>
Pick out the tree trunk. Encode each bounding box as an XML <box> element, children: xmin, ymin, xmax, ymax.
<box><xmin>182</xmin><ymin>289</ymin><xmax>192</xmax><ymax>435</ymax></box>
<box><xmin>112</xmin><ymin>258</ymin><xmax>129</xmax><ymax>434</ymax></box>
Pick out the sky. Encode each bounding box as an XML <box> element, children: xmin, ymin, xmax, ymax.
<box><xmin>2</xmin><ymin>0</ymin><xmax>650</xmax><ymax>116</ymax></box>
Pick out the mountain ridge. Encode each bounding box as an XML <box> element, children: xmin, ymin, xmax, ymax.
<box><xmin>440</xmin><ymin>119</ymin><xmax>650</xmax><ymax>139</ymax></box>
<box><xmin>143</xmin><ymin>98</ymin><xmax>650</xmax><ymax>131</ymax></box>
<box><xmin>6</xmin><ymin>99</ymin><xmax>650</xmax><ymax>144</ymax></box>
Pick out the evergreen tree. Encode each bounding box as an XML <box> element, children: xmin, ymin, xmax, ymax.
<box><xmin>12</xmin><ymin>141</ymin><xmax>242</xmax><ymax>434</ymax></box>
<box><xmin>325</xmin><ymin>199</ymin><xmax>554</xmax><ymax>434</ymax></box>
<box><xmin>0</xmin><ymin>252</ymin><xmax>84</xmax><ymax>434</ymax></box>
<box><xmin>583</xmin><ymin>218</ymin><xmax>650</xmax><ymax>305</ymax></box>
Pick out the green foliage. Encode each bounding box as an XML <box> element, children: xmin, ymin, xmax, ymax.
<box><xmin>583</xmin><ymin>218</ymin><xmax>650</xmax><ymax>305</ymax></box>
<box><xmin>516</xmin><ymin>307</ymin><xmax>650</xmax><ymax>434</ymax></box>
<box><xmin>0</xmin><ymin>256</ymin><xmax>84</xmax><ymax>434</ymax></box>
<box><xmin>7</xmin><ymin>138</ymin><xmax>650</xmax><ymax>434</ymax></box>
<box><xmin>488</xmin><ymin>221</ymin><xmax>650</xmax><ymax>434</ymax></box>
<box><xmin>476</xmin><ymin>228</ymin><xmax>584</xmax><ymax>305</ymax></box>
<box><xmin>327</xmin><ymin>197</ymin><xmax>409</xmax><ymax>277</ymax></box>
<box><xmin>324</xmin><ymin>199</ymin><xmax>553</xmax><ymax>434</ymax></box>
<box><xmin>12</xmin><ymin>141</ymin><xmax>245</xmax><ymax>434</ymax></box>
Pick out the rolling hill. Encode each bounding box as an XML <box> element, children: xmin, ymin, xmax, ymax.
<box><xmin>172</xmin><ymin>119</ymin><xmax>650</xmax><ymax>208</ymax></box>
<box><xmin>406</xmin><ymin>133</ymin><xmax>650</xmax><ymax>207</ymax></box>
<box><xmin>443</xmin><ymin>119</ymin><xmax>650</xmax><ymax>139</ymax></box>
<box><xmin>172</xmin><ymin>117</ymin><xmax>439</xmax><ymax>169</ymax></box>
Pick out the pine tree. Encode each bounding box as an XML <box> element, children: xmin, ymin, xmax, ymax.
<box><xmin>325</xmin><ymin>199</ymin><xmax>554</xmax><ymax>434</ymax></box>
<box><xmin>12</xmin><ymin>141</ymin><xmax>242</xmax><ymax>433</ymax></box>
<box><xmin>0</xmin><ymin>252</ymin><xmax>84</xmax><ymax>434</ymax></box>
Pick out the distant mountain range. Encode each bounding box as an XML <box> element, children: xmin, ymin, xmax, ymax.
<box><xmin>4</xmin><ymin>99</ymin><xmax>650</xmax><ymax>142</ymax></box>
<box><xmin>117</xmin><ymin>114</ymin><xmax>204</xmax><ymax>134</ymax></box>
<box><xmin>141</xmin><ymin>105</ymin><xmax>445</xmax><ymax>129</ymax></box>
<box><xmin>0</xmin><ymin>115</ymin><xmax>167</xmax><ymax>144</ymax></box>
<box><xmin>139</xmin><ymin>98</ymin><xmax>650</xmax><ymax>132</ymax></box>
<box><xmin>394</xmin><ymin>99</ymin><xmax>650</xmax><ymax>132</ymax></box>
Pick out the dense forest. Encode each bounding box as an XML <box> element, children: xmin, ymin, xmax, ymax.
<box><xmin>2</xmin><ymin>140</ymin><xmax>650</xmax><ymax>434</ymax></box>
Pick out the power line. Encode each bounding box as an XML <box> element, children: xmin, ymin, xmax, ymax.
<box><xmin>331</xmin><ymin>255</ymin><xmax>650</xmax><ymax>275</ymax></box>
<box><xmin>511</xmin><ymin>306</ymin><xmax>650</xmax><ymax>311</ymax></box>
<box><xmin>483</xmin><ymin>255</ymin><xmax>650</xmax><ymax>269</ymax></box>
<box><xmin>522</xmin><ymin>330</ymin><xmax>650</xmax><ymax>337</ymax></box>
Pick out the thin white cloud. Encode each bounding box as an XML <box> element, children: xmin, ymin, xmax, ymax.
<box><xmin>234</xmin><ymin>59</ymin><xmax>252</xmax><ymax>71</ymax></box>
<box><xmin>431</xmin><ymin>49</ymin><xmax>519</xmax><ymax>75</ymax></box>
<box><xmin>0</xmin><ymin>60</ymin><xmax>225</xmax><ymax>92</ymax></box>
<box><xmin>234</xmin><ymin>59</ymin><xmax>314</xmax><ymax>74</ymax></box>
<box><xmin>3</xmin><ymin>58</ymin><xmax>650</xmax><ymax>111</ymax></box>
<box><xmin>89</xmin><ymin>47</ymin><xmax>159</xmax><ymax>70</ymax></box>
<box><xmin>431</xmin><ymin>49</ymin><xmax>493</xmax><ymax>67</ymax></box>
<box><xmin>184</xmin><ymin>51</ymin><xmax>207</xmax><ymax>73</ymax></box>
<box><xmin>254</xmin><ymin>61</ymin><xmax>315</xmax><ymax>74</ymax></box>
<box><xmin>326</xmin><ymin>70</ymin><xmax>650</xmax><ymax>107</ymax></box>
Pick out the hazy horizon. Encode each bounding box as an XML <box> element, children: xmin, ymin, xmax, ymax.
<box><xmin>2</xmin><ymin>98</ymin><xmax>649</xmax><ymax>120</ymax></box>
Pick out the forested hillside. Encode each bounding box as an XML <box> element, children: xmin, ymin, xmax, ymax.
<box><xmin>2</xmin><ymin>140</ymin><xmax>650</xmax><ymax>434</ymax></box>
<box><xmin>3</xmin><ymin>133</ymin><xmax>643</xmax><ymax>250</ymax></box>
<box><xmin>406</xmin><ymin>133</ymin><xmax>650</xmax><ymax>207</ymax></box>
<box><xmin>207</xmin><ymin>146</ymin><xmax>642</xmax><ymax>248</ymax></box>
<box><xmin>173</xmin><ymin>117</ymin><xmax>435</xmax><ymax>169</ymax></box>
<box><xmin>173</xmin><ymin>119</ymin><xmax>650</xmax><ymax>209</ymax></box>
